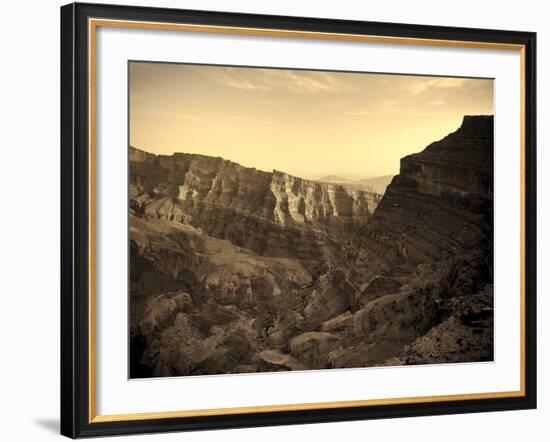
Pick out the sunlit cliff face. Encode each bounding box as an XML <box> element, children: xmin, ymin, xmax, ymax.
<box><xmin>130</xmin><ymin>62</ymin><xmax>494</xmax><ymax>180</ymax></box>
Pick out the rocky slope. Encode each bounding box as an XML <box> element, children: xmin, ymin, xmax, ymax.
<box><xmin>130</xmin><ymin>115</ymin><xmax>494</xmax><ymax>377</ymax></box>
<box><xmin>130</xmin><ymin>217</ymin><xmax>312</xmax><ymax>377</ymax></box>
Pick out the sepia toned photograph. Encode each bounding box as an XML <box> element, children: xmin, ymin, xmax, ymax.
<box><xmin>128</xmin><ymin>61</ymin><xmax>494</xmax><ymax>378</ymax></box>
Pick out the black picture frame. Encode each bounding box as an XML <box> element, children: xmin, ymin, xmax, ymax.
<box><xmin>61</xmin><ymin>2</ymin><xmax>537</xmax><ymax>438</ymax></box>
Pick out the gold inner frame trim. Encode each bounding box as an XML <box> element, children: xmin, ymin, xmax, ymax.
<box><xmin>88</xmin><ymin>17</ymin><xmax>527</xmax><ymax>424</ymax></box>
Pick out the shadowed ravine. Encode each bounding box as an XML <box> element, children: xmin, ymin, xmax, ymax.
<box><xmin>129</xmin><ymin>115</ymin><xmax>494</xmax><ymax>378</ymax></box>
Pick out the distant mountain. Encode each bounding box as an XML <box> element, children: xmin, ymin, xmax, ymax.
<box><xmin>317</xmin><ymin>174</ymin><xmax>394</xmax><ymax>195</ymax></box>
<box><xmin>356</xmin><ymin>175</ymin><xmax>394</xmax><ymax>194</ymax></box>
<box><xmin>318</xmin><ymin>175</ymin><xmax>353</xmax><ymax>184</ymax></box>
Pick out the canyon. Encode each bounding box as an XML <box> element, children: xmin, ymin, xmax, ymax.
<box><xmin>129</xmin><ymin>115</ymin><xmax>494</xmax><ymax>378</ymax></box>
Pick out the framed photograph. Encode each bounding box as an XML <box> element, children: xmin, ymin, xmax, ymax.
<box><xmin>60</xmin><ymin>2</ymin><xmax>537</xmax><ymax>438</ymax></box>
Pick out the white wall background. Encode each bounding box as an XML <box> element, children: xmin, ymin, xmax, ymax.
<box><xmin>0</xmin><ymin>0</ymin><xmax>546</xmax><ymax>440</ymax></box>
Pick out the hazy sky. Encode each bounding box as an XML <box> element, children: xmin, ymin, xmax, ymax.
<box><xmin>130</xmin><ymin>62</ymin><xmax>493</xmax><ymax>179</ymax></box>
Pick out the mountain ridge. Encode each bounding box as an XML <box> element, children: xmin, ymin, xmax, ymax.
<box><xmin>129</xmin><ymin>146</ymin><xmax>382</xmax><ymax>268</ymax></box>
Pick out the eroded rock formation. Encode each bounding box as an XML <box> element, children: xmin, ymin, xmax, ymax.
<box><xmin>130</xmin><ymin>115</ymin><xmax>494</xmax><ymax>377</ymax></box>
<box><xmin>130</xmin><ymin>148</ymin><xmax>381</xmax><ymax>270</ymax></box>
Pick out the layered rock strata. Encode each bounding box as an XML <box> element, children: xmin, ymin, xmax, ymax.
<box><xmin>130</xmin><ymin>148</ymin><xmax>381</xmax><ymax>270</ymax></box>
<box><xmin>130</xmin><ymin>115</ymin><xmax>494</xmax><ymax>377</ymax></box>
<box><xmin>300</xmin><ymin>115</ymin><xmax>494</xmax><ymax>367</ymax></box>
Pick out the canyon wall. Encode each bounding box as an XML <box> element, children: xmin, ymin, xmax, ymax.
<box><xmin>130</xmin><ymin>115</ymin><xmax>494</xmax><ymax>377</ymax></box>
<box><xmin>130</xmin><ymin>148</ymin><xmax>381</xmax><ymax>269</ymax></box>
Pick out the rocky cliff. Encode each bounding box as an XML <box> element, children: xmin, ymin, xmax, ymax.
<box><xmin>355</xmin><ymin>115</ymin><xmax>493</xmax><ymax>281</ymax></box>
<box><xmin>130</xmin><ymin>115</ymin><xmax>494</xmax><ymax>377</ymax></box>
<box><xmin>130</xmin><ymin>147</ymin><xmax>381</xmax><ymax>269</ymax></box>
<box><xmin>300</xmin><ymin>115</ymin><xmax>494</xmax><ymax>367</ymax></box>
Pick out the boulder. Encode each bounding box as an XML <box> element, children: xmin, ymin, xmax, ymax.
<box><xmin>328</xmin><ymin>341</ymin><xmax>400</xmax><ymax>368</ymax></box>
<box><xmin>257</xmin><ymin>350</ymin><xmax>306</xmax><ymax>372</ymax></box>
<box><xmin>321</xmin><ymin>311</ymin><xmax>353</xmax><ymax>332</ymax></box>
<box><xmin>289</xmin><ymin>332</ymin><xmax>341</xmax><ymax>369</ymax></box>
